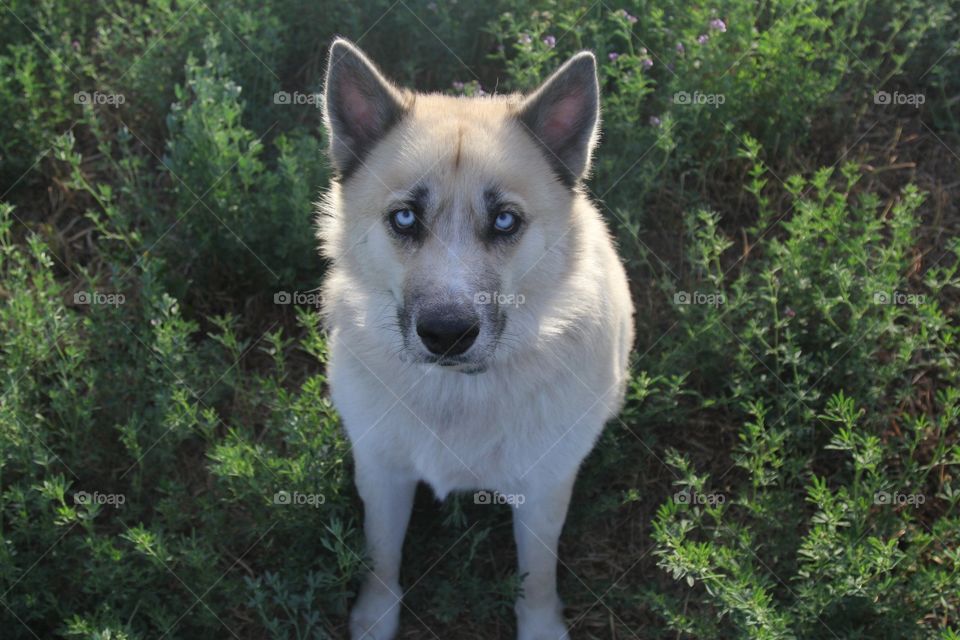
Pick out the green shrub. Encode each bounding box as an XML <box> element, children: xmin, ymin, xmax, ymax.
<box><xmin>643</xmin><ymin>154</ymin><xmax>960</xmax><ymax>638</ymax></box>
<box><xmin>161</xmin><ymin>35</ymin><xmax>326</xmax><ymax>304</ymax></box>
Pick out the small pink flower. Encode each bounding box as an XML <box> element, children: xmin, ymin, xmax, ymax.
<box><xmin>784</xmin><ymin>307</ymin><xmax>796</xmax><ymax>319</ymax></box>
<box><xmin>608</xmin><ymin>52</ymin><xmax>620</xmax><ymax>61</ymax></box>
<box><xmin>519</xmin><ymin>33</ymin><xmax>532</xmax><ymax>45</ymax></box>
<box><xmin>641</xmin><ymin>58</ymin><xmax>653</xmax><ymax>70</ymax></box>
<box><xmin>452</xmin><ymin>81</ymin><xmax>465</xmax><ymax>91</ymax></box>
<box><xmin>649</xmin><ymin>115</ymin><xmax>662</xmax><ymax>127</ymax></box>
<box><xmin>620</xmin><ymin>9</ymin><xmax>638</xmax><ymax>24</ymax></box>
<box><xmin>676</xmin><ymin>42</ymin><xmax>685</xmax><ymax>54</ymax></box>
<box><xmin>697</xmin><ymin>34</ymin><xmax>709</xmax><ymax>45</ymax></box>
<box><xmin>543</xmin><ymin>35</ymin><xmax>556</xmax><ymax>48</ymax></box>
<box><xmin>709</xmin><ymin>18</ymin><xmax>727</xmax><ymax>32</ymax></box>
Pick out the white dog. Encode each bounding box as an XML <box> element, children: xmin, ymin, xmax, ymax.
<box><xmin>318</xmin><ymin>38</ymin><xmax>634</xmax><ymax>639</ymax></box>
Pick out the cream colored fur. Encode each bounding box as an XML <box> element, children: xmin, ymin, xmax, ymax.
<box><xmin>318</xmin><ymin>39</ymin><xmax>634</xmax><ymax>640</ymax></box>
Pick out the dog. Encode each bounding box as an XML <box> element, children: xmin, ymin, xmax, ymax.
<box><xmin>318</xmin><ymin>38</ymin><xmax>634</xmax><ymax>640</ymax></box>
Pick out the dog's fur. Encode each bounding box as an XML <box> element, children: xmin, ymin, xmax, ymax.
<box><xmin>318</xmin><ymin>38</ymin><xmax>634</xmax><ymax>640</ymax></box>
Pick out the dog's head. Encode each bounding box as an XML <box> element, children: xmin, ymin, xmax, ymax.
<box><xmin>319</xmin><ymin>38</ymin><xmax>599</xmax><ymax>374</ymax></box>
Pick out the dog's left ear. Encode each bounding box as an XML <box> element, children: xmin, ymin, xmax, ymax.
<box><xmin>518</xmin><ymin>52</ymin><xmax>600</xmax><ymax>186</ymax></box>
<box><xmin>323</xmin><ymin>38</ymin><xmax>406</xmax><ymax>178</ymax></box>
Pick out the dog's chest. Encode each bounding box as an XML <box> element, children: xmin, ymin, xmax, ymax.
<box><xmin>394</xmin><ymin>365</ymin><xmax>604</xmax><ymax>497</ymax></box>
<box><xmin>331</xmin><ymin>337</ymin><xmax>620</xmax><ymax>496</ymax></box>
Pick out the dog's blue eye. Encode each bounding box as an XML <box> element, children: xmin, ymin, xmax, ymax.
<box><xmin>390</xmin><ymin>208</ymin><xmax>417</xmax><ymax>233</ymax></box>
<box><xmin>493</xmin><ymin>211</ymin><xmax>519</xmax><ymax>234</ymax></box>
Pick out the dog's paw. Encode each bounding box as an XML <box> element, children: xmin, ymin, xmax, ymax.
<box><xmin>350</xmin><ymin>581</ymin><xmax>402</xmax><ymax>640</ymax></box>
<box><xmin>516</xmin><ymin>599</ymin><xmax>569</xmax><ymax>640</ymax></box>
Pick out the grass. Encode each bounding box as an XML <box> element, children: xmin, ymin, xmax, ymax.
<box><xmin>1</xmin><ymin>0</ymin><xmax>959</xmax><ymax>638</ymax></box>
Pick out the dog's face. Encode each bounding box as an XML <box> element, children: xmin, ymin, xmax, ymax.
<box><xmin>319</xmin><ymin>39</ymin><xmax>599</xmax><ymax>374</ymax></box>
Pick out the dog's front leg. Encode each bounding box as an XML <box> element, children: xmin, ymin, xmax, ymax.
<box><xmin>349</xmin><ymin>457</ymin><xmax>417</xmax><ymax>640</ymax></box>
<box><xmin>513</xmin><ymin>473</ymin><xmax>576</xmax><ymax>640</ymax></box>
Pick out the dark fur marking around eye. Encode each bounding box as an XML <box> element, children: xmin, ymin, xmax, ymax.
<box><xmin>484</xmin><ymin>187</ymin><xmax>504</xmax><ymax>216</ymax></box>
<box><xmin>388</xmin><ymin>184</ymin><xmax>430</xmax><ymax>243</ymax></box>
<box><xmin>409</xmin><ymin>184</ymin><xmax>429</xmax><ymax>215</ymax></box>
<box><xmin>482</xmin><ymin>186</ymin><xmax>523</xmax><ymax>244</ymax></box>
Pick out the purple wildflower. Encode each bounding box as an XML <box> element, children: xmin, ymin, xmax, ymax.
<box><xmin>676</xmin><ymin>42</ymin><xmax>685</xmax><ymax>54</ymax></box>
<box><xmin>543</xmin><ymin>35</ymin><xmax>556</xmax><ymax>48</ymax></box>
<box><xmin>608</xmin><ymin>52</ymin><xmax>620</xmax><ymax>61</ymax></box>
<box><xmin>709</xmin><ymin>18</ymin><xmax>727</xmax><ymax>32</ymax></box>
<box><xmin>519</xmin><ymin>33</ymin><xmax>532</xmax><ymax>45</ymax></box>
<box><xmin>452</xmin><ymin>81</ymin><xmax>465</xmax><ymax>92</ymax></box>
<box><xmin>697</xmin><ymin>34</ymin><xmax>709</xmax><ymax>45</ymax></box>
<box><xmin>642</xmin><ymin>58</ymin><xmax>653</xmax><ymax>70</ymax></box>
<box><xmin>649</xmin><ymin>115</ymin><xmax>662</xmax><ymax>127</ymax></box>
<box><xmin>784</xmin><ymin>307</ymin><xmax>796</xmax><ymax>319</ymax></box>
<box><xmin>620</xmin><ymin>9</ymin><xmax>638</xmax><ymax>24</ymax></box>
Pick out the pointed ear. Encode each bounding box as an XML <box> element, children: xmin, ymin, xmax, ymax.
<box><xmin>517</xmin><ymin>51</ymin><xmax>600</xmax><ymax>187</ymax></box>
<box><xmin>323</xmin><ymin>38</ymin><xmax>407</xmax><ymax>178</ymax></box>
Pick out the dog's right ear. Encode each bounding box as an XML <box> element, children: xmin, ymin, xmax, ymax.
<box><xmin>323</xmin><ymin>38</ymin><xmax>406</xmax><ymax>178</ymax></box>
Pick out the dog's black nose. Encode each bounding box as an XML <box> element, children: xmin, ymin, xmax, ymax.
<box><xmin>416</xmin><ymin>313</ymin><xmax>480</xmax><ymax>357</ymax></box>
